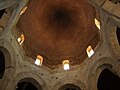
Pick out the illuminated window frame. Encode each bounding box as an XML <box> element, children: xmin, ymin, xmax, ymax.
<box><xmin>35</xmin><ymin>55</ymin><xmax>43</xmax><ymax>66</ymax></box>
<box><xmin>62</xmin><ymin>60</ymin><xmax>70</xmax><ymax>70</ymax></box>
<box><xmin>86</xmin><ymin>46</ymin><xmax>94</xmax><ymax>58</ymax></box>
<box><xmin>94</xmin><ymin>18</ymin><xmax>100</xmax><ymax>29</ymax></box>
<box><xmin>17</xmin><ymin>34</ymin><xmax>25</xmax><ymax>45</ymax></box>
<box><xmin>20</xmin><ymin>6</ymin><xmax>28</xmax><ymax>15</ymax></box>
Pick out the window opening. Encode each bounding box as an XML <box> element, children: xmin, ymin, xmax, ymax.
<box><xmin>86</xmin><ymin>46</ymin><xmax>94</xmax><ymax>58</ymax></box>
<box><xmin>63</xmin><ymin>60</ymin><xmax>70</xmax><ymax>70</ymax></box>
<box><xmin>17</xmin><ymin>34</ymin><xmax>25</xmax><ymax>45</ymax></box>
<box><xmin>35</xmin><ymin>55</ymin><xmax>43</xmax><ymax>66</ymax></box>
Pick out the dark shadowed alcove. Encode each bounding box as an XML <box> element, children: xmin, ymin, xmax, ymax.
<box><xmin>16</xmin><ymin>82</ymin><xmax>38</xmax><ymax>90</ymax></box>
<box><xmin>116</xmin><ymin>27</ymin><xmax>120</xmax><ymax>45</ymax></box>
<box><xmin>58</xmin><ymin>84</ymin><xmax>81</xmax><ymax>90</ymax></box>
<box><xmin>97</xmin><ymin>68</ymin><xmax>120</xmax><ymax>90</ymax></box>
<box><xmin>16</xmin><ymin>78</ymin><xmax>42</xmax><ymax>90</ymax></box>
<box><xmin>0</xmin><ymin>9</ymin><xmax>5</xmax><ymax>19</ymax></box>
<box><xmin>0</xmin><ymin>50</ymin><xmax>5</xmax><ymax>79</ymax></box>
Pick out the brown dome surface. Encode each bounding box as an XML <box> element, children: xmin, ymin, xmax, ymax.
<box><xmin>17</xmin><ymin>0</ymin><xmax>100</xmax><ymax>69</ymax></box>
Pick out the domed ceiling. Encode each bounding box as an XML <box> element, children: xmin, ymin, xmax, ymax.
<box><xmin>17</xmin><ymin>0</ymin><xmax>100</xmax><ymax>69</ymax></box>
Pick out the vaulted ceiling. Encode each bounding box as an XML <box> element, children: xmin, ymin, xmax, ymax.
<box><xmin>17</xmin><ymin>0</ymin><xmax>100</xmax><ymax>69</ymax></box>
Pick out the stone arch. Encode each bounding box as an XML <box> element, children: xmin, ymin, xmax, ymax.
<box><xmin>0</xmin><ymin>41</ymin><xmax>16</xmax><ymax>89</ymax></box>
<box><xmin>0</xmin><ymin>6</ymin><xmax>16</xmax><ymax>34</ymax></box>
<box><xmin>5</xmin><ymin>72</ymin><xmax>48</xmax><ymax>90</ymax></box>
<box><xmin>108</xmin><ymin>26</ymin><xmax>120</xmax><ymax>58</ymax></box>
<box><xmin>58</xmin><ymin>84</ymin><xmax>81</xmax><ymax>90</ymax></box>
<box><xmin>0</xmin><ymin>0</ymin><xmax>19</xmax><ymax>10</ymax></box>
<box><xmin>88</xmin><ymin>58</ymin><xmax>115</xmax><ymax>90</ymax></box>
<box><xmin>0</xmin><ymin>0</ymin><xmax>29</xmax><ymax>36</ymax></box>
<box><xmin>53</xmin><ymin>78</ymin><xmax>86</xmax><ymax>90</ymax></box>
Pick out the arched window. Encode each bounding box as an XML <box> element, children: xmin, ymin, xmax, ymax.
<box><xmin>17</xmin><ymin>34</ymin><xmax>25</xmax><ymax>45</ymax></box>
<box><xmin>0</xmin><ymin>50</ymin><xmax>5</xmax><ymax>79</ymax></box>
<box><xmin>94</xmin><ymin>18</ymin><xmax>100</xmax><ymax>29</ymax></box>
<box><xmin>20</xmin><ymin>6</ymin><xmax>28</xmax><ymax>15</ymax></box>
<box><xmin>86</xmin><ymin>46</ymin><xmax>94</xmax><ymax>58</ymax></box>
<box><xmin>97</xmin><ymin>68</ymin><xmax>120</xmax><ymax>90</ymax></box>
<box><xmin>62</xmin><ymin>60</ymin><xmax>70</xmax><ymax>70</ymax></box>
<box><xmin>35</xmin><ymin>55</ymin><xmax>43</xmax><ymax>66</ymax></box>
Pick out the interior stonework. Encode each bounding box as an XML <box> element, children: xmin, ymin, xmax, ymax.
<box><xmin>0</xmin><ymin>0</ymin><xmax>120</xmax><ymax>90</ymax></box>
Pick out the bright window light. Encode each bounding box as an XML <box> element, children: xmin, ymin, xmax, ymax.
<box><xmin>17</xmin><ymin>34</ymin><xmax>25</xmax><ymax>45</ymax></box>
<box><xmin>20</xmin><ymin>6</ymin><xmax>28</xmax><ymax>15</ymax></box>
<box><xmin>86</xmin><ymin>46</ymin><xmax>94</xmax><ymax>58</ymax></box>
<box><xmin>35</xmin><ymin>55</ymin><xmax>43</xmax><ymax>66</ymax></box>
<box><xmin>94</xmin><ymin>18</ymin><xmax>100</xmax><ymax>29</ymax></box>
<box><xmin>63</xmin><ymin>60</ymin><xmax>70</xmax><ymax>70</ymax></box>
